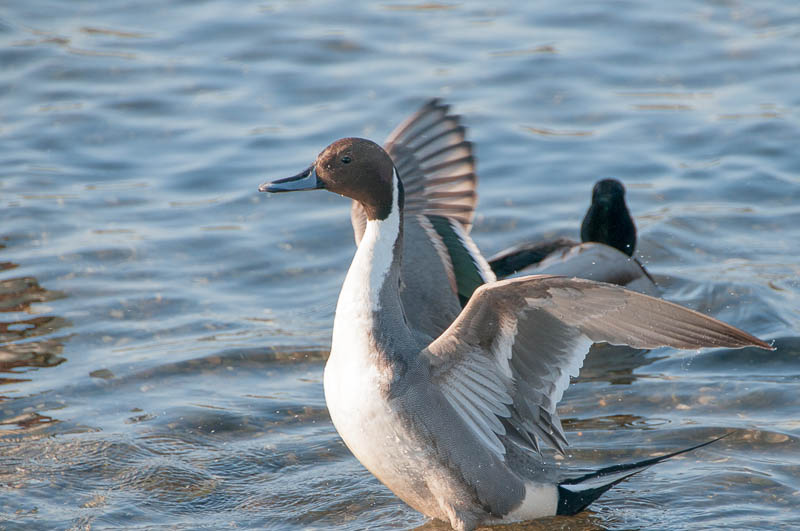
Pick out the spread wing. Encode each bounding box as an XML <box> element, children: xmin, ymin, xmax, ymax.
<box><xmin>352</xmin><ymin>98</ymin><xmax>478</xmax><ymax>243</ymax></box>
<box><xmin>423</xmin><ymin>275</ymin><xmax>773</xmax><ymax>460</ymax></box>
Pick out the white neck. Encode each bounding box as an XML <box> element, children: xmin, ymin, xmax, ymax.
<box><xmin>331</xmin><ymin>172</ymin><xmax>402</xmax><ymax>355</ymax></box>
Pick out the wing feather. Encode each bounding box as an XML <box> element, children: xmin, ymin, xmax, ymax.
<box><xmin>453</xmin><ymin>384</ymin><xmax>507</xmax><ymax>435</ymax></box>
<box><xmin>441</xmin><ymin>380</ymin><xmax>506</xmax><ymax>457</ymax></box>
<box><xmin>425</xmin><ymin>275</ymin><xmax>773</xmax><ymax>457</ymax></box>
<box><xmin>352</xmin><ymin>98</ymin><xmax>478</xmax><ymax>243</ymax></box>
<box><xmin>450</xmin><ymin>368</ymin><xmax>512</xmax><ymax>417</ymax></box>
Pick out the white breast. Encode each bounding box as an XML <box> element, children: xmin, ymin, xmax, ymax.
<box><xmin>324</xmin><ymin>172</ymin><xmax>406</xmax><ymax>463</ymax></box>
<box><xmin>323</xmin><ymin>176</ymin><xmax>456</xmax><ymax>518</ymax></box>
<box><xmin>325</xmin><ymin>185</ymin><xmax>399</xmax><ymax>428</ymax></box>
<box><xmin>324</xmin><ymin>314</ymin><xmax>386</xmax><ymax>442</ymax></box>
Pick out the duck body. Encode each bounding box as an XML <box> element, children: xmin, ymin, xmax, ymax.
<box><xmin>259</xmin><ymin>103</ymin><xmax>773</xmax><ymax>531</ymax></box>
<box><xmin>528</xmin><ymin>241</ymin><xmax>658</xmax><ymax>296</ymax></box>
<box><xmin>325</xmin><ymin>175</ymin><xmax>553</xmax><ymax>528</ymax></box>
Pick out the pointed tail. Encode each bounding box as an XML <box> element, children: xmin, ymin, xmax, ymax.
<box><xmin>556</xmin><ymin>433</ymin><xmax>731</xmax><ymax>516</ymax></box>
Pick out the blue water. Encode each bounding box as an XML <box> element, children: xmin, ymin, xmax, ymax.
<box><xmin>1</xmin><ymin>1</ymin><xmax>799</xmax><ymax>529</ymax></box>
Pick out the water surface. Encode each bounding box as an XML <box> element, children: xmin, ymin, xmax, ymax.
<box><xmin>1</xmin><ymin>1</ymin><xmax>799</xmax><ymax>529</ymax></box>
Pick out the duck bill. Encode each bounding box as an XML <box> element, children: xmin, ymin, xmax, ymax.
<box><xmin>258</xmin><ymin>165</ymin><xmax>323</xmax><ymax>193</ymax></box>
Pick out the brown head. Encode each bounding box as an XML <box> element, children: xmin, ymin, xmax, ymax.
<box><xmin>259</xmin><ymin>137</ymin><xmax>400</xmax><ymax>221</ymax></box>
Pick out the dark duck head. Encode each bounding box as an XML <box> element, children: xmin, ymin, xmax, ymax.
<box><xmin>580</xmin><ymin>178</ymin><xmax>636</xmax><ymax>257</ymax></box>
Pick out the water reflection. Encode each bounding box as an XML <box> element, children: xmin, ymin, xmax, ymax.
<box><xmin>0</xmin><ymin>246</ymin><xmax>70</xmax><ymax>440</ymax></box>
<box><xmin>416</xmin><ymin>511</ymin><xmax>610</xmax><ymax>530</ymax></box>
<box><xmin>0</xmin><ymin>410</ymin><xmax>56</xmax><ymax>431</ymax></box>
<box><xmin>0</xmin><ymin>274</ymin><xmax>64</xmax><ymax>313</ymax></box>
<box><xmin>0</xmin><ymin>271</ymin><xmax>69</xmax><ymax>378</ymax></box>
<box><xmin>0</xmin><ymin>344</ymin><xmax>345</xmax><ymax>528</ymax></box>
<box><xmin>577</xmin><ymin>344</ymin><xmax>665</xmax><ymax>386</ymax></box>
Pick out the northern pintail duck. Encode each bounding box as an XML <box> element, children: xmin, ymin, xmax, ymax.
<box><xmin>489</xmin><ymin>178</ymin><xmax>658</xmax><ymax>295</ymax></box>
<box><xmin>259</xmin><ymin>120</ymin><xmax>772</xmax><ymax>531</ymax></box>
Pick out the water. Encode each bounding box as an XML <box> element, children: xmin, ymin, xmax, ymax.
<box><xmin>1</xmin><ymin>1</ymin><xmax>799</xmax><ymax>529</ymax></box>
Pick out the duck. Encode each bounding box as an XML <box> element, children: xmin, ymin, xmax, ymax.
<box><xmin>489</xmin><ymin>178</ymin><xmax>658</xmax><ymax>295</ymax></box>
<box><xmin>259</xmin><ymin>131</ymin><xmax>773</xmax><ymax>530</ymax></box>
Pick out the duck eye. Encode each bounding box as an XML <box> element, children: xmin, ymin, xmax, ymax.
<box><xmin>341</xmin><ymin>156</ymin><xmax>352</xmax><ymax>164</ymax></box>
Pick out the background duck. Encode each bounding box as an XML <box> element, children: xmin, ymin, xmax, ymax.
<box><xmin>489</xmin><ymin>178</ymin><xmax>658</xmax><ymax>295</ymax></box>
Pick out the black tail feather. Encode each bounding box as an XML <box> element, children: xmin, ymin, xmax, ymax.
<box><xmin>556</xmin><ymin>433</ymin><xmax>731</xmax><ymax>516</ymax></box>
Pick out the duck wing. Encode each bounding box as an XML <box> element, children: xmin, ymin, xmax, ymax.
<box><xmin>399</xmin><ymin>214</ymin><xmax>494</xmax><ymax>339</ymax></box>
<box><xmin>352</xmin><ymin>98</ymin><xmax>478</xmax><ymax>242</ymax></box>
<box><xmin>423</xmin><ymin>275</ymin><xmax>773</xmax><ymax>458</ymax></box>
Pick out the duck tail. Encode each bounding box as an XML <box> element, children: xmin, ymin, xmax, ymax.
<box><xmin>556</xmin><ymin>433</ymin><xmax>731</xmax><ymax>516</ymax></box>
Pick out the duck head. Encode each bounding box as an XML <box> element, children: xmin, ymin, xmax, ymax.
<box><xmin>580</xmin><ymin>178</ymin><xmax>637</xmax><ymax>257</ymax></box>
<box><xmin>259</xmin><ymin>137</ymin><xmax>400</xmax><ymax>221</ymax></box>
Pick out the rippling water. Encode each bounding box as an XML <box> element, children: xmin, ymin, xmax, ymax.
<box><xmin>1</xmin><ymin>1</ymin><xmax>799</xmax><ymax>529</ymax></box>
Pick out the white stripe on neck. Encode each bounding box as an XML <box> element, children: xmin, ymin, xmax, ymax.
<box><xmin>335</xmin><ymin>169</ymin><xmax>401</xmax><ymax>320</ymax></box>
<box><xmin>324</xmin><ymin>170</ymin><xmax>403</xmax><ymax>456</ymax></box>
